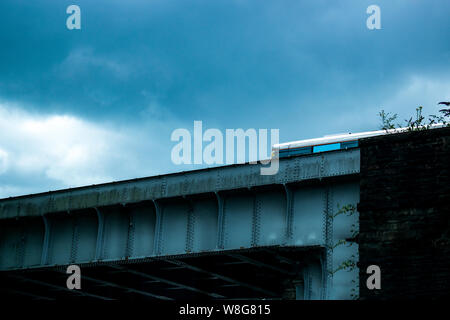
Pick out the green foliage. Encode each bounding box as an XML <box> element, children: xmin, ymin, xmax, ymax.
<box><xmin>350</xmin><ymin>280</ymin><xmax>360</xmax><ymax>300</ymax></box>
<box><xmin>405</xmin><ymin>106</ymin><xmax>426</xmax><ymax>131</ymax></box>
<box><xmin>379</xmin><ymin>105</ymin><xmax>450</xmax><ymax>132</ymax></box>
<box><xmin>332</xmin><ymin>203</ymin><xmax>357</xmax><ymax>219</ymax></box>
<box><xmin>327</xmin><ymin>203</ymin><xmax>359</xmax><ymax>251</ymax></box>
<box><xmin>326</xmin><ymin>203</ymin><xmax>360</xmax><ymax>299</ymax></box>
<box><xmin>379</xmin><ymin>110</ymin><xmax>398</xmax><ymax>131</ymax></box>
<box><xmin>428</xmin><ymin>111</ymin><xmax>449</xmax><ymax>128</ymax></box>
<box><xmin>330</xmin><ymin>257</ymin><xmax>357</xmax><ymax>275</ymax></box>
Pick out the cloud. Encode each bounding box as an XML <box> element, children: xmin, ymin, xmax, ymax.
<box><xmin>0</xmin><ymin>148</ymin><xmax>8</xmax><ymax>174</ymax></box>
<box><xmin>380</xmin><ymin>75</ymin><xmax>450</xmax><ymax>118</ymax></box>
<box><xmin>0</xmin><ymin>102</ymin><xmax>179</xmax><ymax>198</ymax></box>
<box><xmin>328</xmin><ymin>74</ymin><xmax>450</xmax><ymax>133</ymax></box>
<box><xmin>0</xmin><ymin>0</ymin><xmax>449</xmax><ymax>197</ymax></box>
<box><xmin>0</xmin><ymin>0</ymin><xmax>449</xmax><ymax>126</ymax></box>
<box><xmin>1</xmin><ymin>73</ymin><xmax>449</xmax><ymax>199</ymax></box>
<box><xmin>57</xmin><ymin>47</ymin><xmax>133</xmax><ymax>80</ymax></box>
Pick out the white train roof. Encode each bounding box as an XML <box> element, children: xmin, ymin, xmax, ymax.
<box><xmin>273</xmin><ymin>124</ymin><xmax>445</xmax><ymax>150</ymax></box>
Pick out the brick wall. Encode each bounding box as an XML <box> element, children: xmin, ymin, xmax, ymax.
<box><xmin>358</xmin><ymin>127</ymin><xmax>450</xmax><ymax>299</ymax></box>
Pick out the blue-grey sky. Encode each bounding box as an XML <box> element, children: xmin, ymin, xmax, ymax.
<box><xmin>0</xmin><ymin>0</ymin><xmax>449</xmax><ymax>197</ymax></box>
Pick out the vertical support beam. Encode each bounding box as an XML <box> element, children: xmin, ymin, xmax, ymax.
<box><xmin>320</xmin><ymin>252</ymin><xmax>329</xmax><ymax>300</ymax></box>
<box><xmin>185</xmin><ymin>199</ymin><xmax>195</xmax><ymax>253</ymax></box>
<box><xmin>16</xmin><ymin>224</ymin><xmax>26</xmax><ymax>268</ymax></box>
<box><xmin>303</xmin><ymin>264</ymin><xmax>312</xmax><ymax>300</ymax></box>
<box><xmin>283</xmin><ymin>184</ymin><xmax>293</xmax><ymax>245</ymax></box>
<box><xmin>153</xmin><ymin>200</ymin><xmax>163</xmax><ymax>255</ymax></box>
<box><xmin>323</xmin><ymin>185</ymin><xmax>333</xmax><ymax>300</ymax></box>
<box><xmin>250</xmin><ymin>189</ymin><xmax>261</xmax><ymax>247</ymax></box>
<box><xmin>303</xmin><ymin>260</ymin><xmax>324</xmax><ymax>300</ymax></box>
<box><xmin>295</xmin><ymin>280</ymin><xmax>305</xmax><ymax>300</ymax></box>
<box><xmin>215</xmin><ymin>192</ymin><xmax>225</xmax><ymax>249</ymax></box>
<box><xmin>95</xmin><ymin>208</ymin><xmax>105</xmax><ymax>260</ymax></box>
<box><xmin>70</xmin><ymin>214</ymin><xmax>79</xmax><ymax>263</ymax></box>
<box><xmin>41</xmin><ymin>215</ymin><xmax>51</xmax><ymax>266</ymax></box>
<box><xmin>124</xmin><ymin>205</ymin><xmax>135</xmax><ymax>258</ymax></box>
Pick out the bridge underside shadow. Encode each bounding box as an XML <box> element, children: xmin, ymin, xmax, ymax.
<box><xmin>0</xmin><ymin>245</ymin><xmax>324</xmax><ymax>301</ymax></box>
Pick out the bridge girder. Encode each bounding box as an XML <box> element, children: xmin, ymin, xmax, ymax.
<box><xmin>0</xmin><ymin>149</ymin><xmax>361</xmax><ymax>299</ymax></box>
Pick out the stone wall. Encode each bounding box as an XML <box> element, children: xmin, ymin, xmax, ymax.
<box><xmin>358</xmin><ymin>127</ymin><xmax>450</xmax><ymax>299</ymax></box>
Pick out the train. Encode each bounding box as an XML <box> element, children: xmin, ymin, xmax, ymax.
<box><xmin>272</xmin><ymin>124</ymin><xmax>445</xmax><ymax>158</ymax></box>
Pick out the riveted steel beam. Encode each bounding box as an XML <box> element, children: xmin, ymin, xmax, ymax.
<box><xmin>94</xmin><ymin>207</ymin><xmax>105</xmax><ymax>260</ymax></box>
<box><xmin>215</xmin><ymin>192</ymin><xmax>225</xmax><ymax>249</ymax></box>
<box><xmin>108</xmin><ymin>264</ymin><xmax>224</xmax><ymax>299</ymax></box>
<box><xmin>260</xmin><ymin>248</ymin><xmax>298</xmax><ymax>266</ymax></box>
<box><xmin>227</xmin><ymin>253</ymin><xmax>295</xmax><ymax>276</ymax></box>
<box><xmin>40</xmin><ymin>215</ymin><xmax>51</xmax><ymax>265</ymax></box>
<box><xmin>80</xmin><ymin>272</ymin><xmax>173</xmax><ymax>300</ymax></box>
<box><xmin>9</xmin><ymin>274</ymin><xmax>113</xmax><ymax>300</ymax></box>
<box><xmin>123</xmin><ymin>205</ymin><xmax>135</xmax><ymax>259</ymax></box>
<box><xmin>164</xmin><ymin>259</ymin><xmax>277</xmax><ymax>297</ymax></box>
<box><xmin>0</xmin><ymin>149</ymin><xmax>360</xmax><ymax>219</ymax></box>
<box><xmin>152</xmin><ymin>200</ymin><xmax>163</xmax><ymax>255</ymax></box>
<box><xmin>283</xmin><ymin>184</ymin><xmax>293</xmax><ymax>244</ymax></box>
<box><xmin>184</xmin><ymin>198</ymin><xmax>195</xmax><ymax>253</ymax></box>
<box><xmin>250</xmin><ymin>188</ymin><xmax>261</xmax><ymax>247</ymax></box>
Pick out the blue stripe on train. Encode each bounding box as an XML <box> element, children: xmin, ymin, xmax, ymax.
<box><xmin>313</xmin><ymin>143</ymin><xmax>340</xmax><ymax>153</ymax></box>
<box><xmin>278</xmin><ymin>140</ymin><xmax>358</xmax><ymax>158</ymax></box>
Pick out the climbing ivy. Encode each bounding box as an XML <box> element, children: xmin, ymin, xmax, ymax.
<box><xmin>326</xmin><ymin>203</ymin><xmax>360</xmax><ymax>299</ymax></box>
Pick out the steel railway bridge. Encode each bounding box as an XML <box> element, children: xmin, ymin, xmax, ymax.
<box><xmin>0</xmin><ymin>148</ymin><xmax>360</xmax><ymax>300</ymax></box>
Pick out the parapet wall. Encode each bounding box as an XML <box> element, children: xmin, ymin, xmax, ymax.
<box><xmin>358</xmin><ymin>127</ymin><xmax>450</xmax><ymax>299</ymax></box>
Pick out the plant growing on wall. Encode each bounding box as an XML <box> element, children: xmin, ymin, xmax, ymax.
<box><xmin>379</xmin><ymin>110</ymin><xmax>398</xmax><ymax>131</ymax></box>
<box><xmin>326</xmin><ymin>203</ymin><xmax>360</xmax><ymax>299</ymax></box>
<box><xmin>379</xmin><ymin>104</ymin><xmax>450</xmax><ymax>132</ymax></box>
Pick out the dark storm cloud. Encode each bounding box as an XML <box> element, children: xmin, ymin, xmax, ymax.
<box><xmin>0</xmin><ymin>0</ymin><xmax>449</xmax><ymax>196</ymax></box>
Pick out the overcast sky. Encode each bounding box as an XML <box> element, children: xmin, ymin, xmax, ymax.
<box><xmin>0</xmin><ymin>0</ymin><xmax>449</xmax><ymax>197</ymax></box>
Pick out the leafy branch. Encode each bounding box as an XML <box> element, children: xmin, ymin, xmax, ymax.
<box><xmin>379</xmin><ymin>110</ymin><xmax>398</xmax><ymax>131</ymax></box>
<box><xmin>379</xmin><ymin>105</ymin><xmax>450</xmax><ymax>132</ymax></box>
<box><xmin>331</xmin><ymin>203</ymin><xmax>357</xmax><ymax>219</ymax></box>
<box><xmin>329</xmin><ymin>256</ymin><xmax>358</xmax><ymax>275</ymax></box>
<box><xmin>326</xmin><ymin>203</ymin><xmax>360</xmax><ymax>298</ymax></box>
